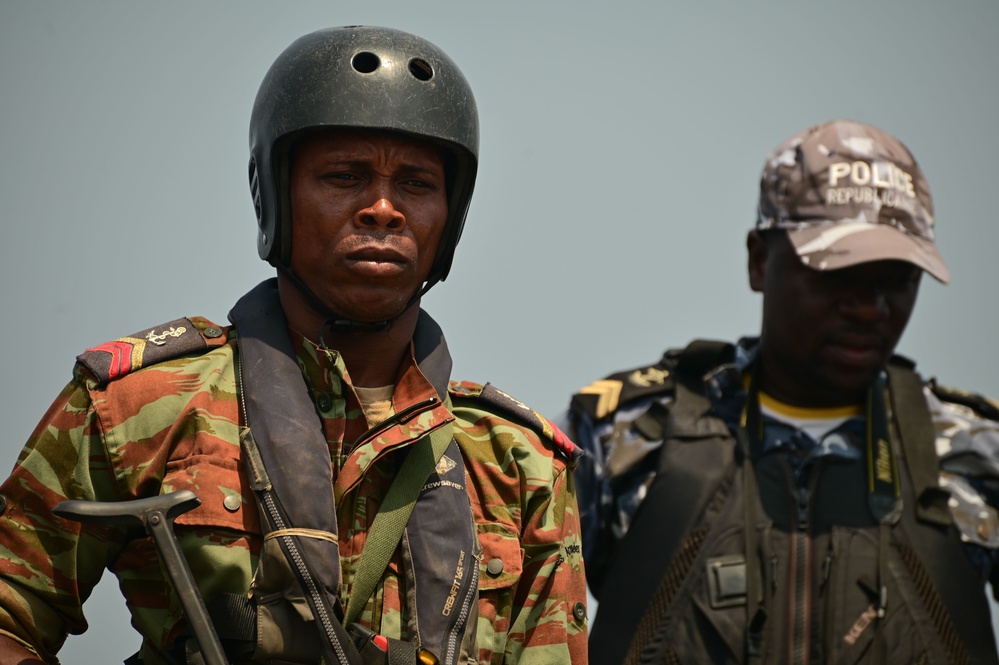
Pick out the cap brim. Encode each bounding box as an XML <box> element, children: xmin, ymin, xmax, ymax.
<box><xmin>786</xmin><ymin>222</ymin><xmax>950</xmax><ymax>284</ymax></box>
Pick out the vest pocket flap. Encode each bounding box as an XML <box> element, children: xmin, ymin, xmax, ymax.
<box><xmin>164</xmin><ymin>454</ymin><xmax>259</xmax><ymax>534</ymax></box>
<box><xmin>825</xmin><ymin>526</ymin><xmax>946</xmax><ymax>664</ymax></box>
<box><xmin>477</xmin><ymin>527</ymin><xmax>523</xmax><ymax>590</ymax></box>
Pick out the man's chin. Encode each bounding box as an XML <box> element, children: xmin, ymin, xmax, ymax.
<box><xmin>331</xmin><ymin>296</ymin><xmax>418</xmax><ymax>327</ymax></box>
<box><xmin>817</xmin><ymin>366</ymin><xmax>885</xmax><ymax>404</ymax></box>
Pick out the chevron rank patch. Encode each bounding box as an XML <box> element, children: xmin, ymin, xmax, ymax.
<box><xmin>578</xmin><ymin>380</ymin><xmax>624</xmax><ymax>420</ymax></box>
<box><xmin>76</xmin><ymin>316</ymin><xmax>225</xmax><ymax>386</ymax></box>
<box><xmin>571</xmin><ymin>362</ymin><xmax>675</xmax><ymax>421</ymax></box>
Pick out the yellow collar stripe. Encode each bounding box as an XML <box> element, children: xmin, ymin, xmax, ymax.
<box><xmin>757</xmin><ymin>390</ymin><xmax>863</xmax><ymax>420</ymax></box>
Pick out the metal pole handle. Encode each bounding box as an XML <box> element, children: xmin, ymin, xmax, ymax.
<box><xmin>54</xmin><ymin>490</ymin><xmax>230</xmax><ymax>665</ymax></box>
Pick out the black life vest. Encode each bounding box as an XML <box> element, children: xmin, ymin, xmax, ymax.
<box><xmin>225</xmin><ymin>279</ymin><xmax>478</xmax><ymax>665</ymax></box>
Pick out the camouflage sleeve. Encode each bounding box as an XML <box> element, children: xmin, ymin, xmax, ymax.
<box><xmin>926</xmin><ymin>384</ymin><xmax>999</xmax><ymax>585</ymax></box>
<box><xmin>502</xmin><ymin>458</ymin><xmax>587</xmax><ymax>665</ymax></box>
<box><xmin>0</xmin><ymin>326</ymin><xmax>252</xmax><ymax>661</ymax></box>
<box><xmin>449</xmin><ymin>386</ymin><xmax>587</xmax><ymax>665</ymax></box>
<box><xmin>0</xmin><ymin>378</ymin><xmax>126</xmax><ymax>660</ymax></box>
<box><xmin>559</xmin><ymin>392</ymin><xmax>670</xmax><ymax>598</ymax></box>
<box><xmin>553</xmin><ymin>408</ymin><xmax>606</xmax><ymax>571</ymax></box>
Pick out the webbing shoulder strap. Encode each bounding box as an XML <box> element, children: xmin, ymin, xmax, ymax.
<box><xmin>345</xmin><ymin>422</ymin><xmax>454</xmax><ymax>625</ymax></box>
<box><xmin>886</xmin><ymin>362</ymin><xmax>952</xmax><ymax>526</ymax></box>
<box><xmin>885</xmin><ymin>362</ymin><xmax>999</xmax><ymax>665</ymax></box>
<box><xmin>589</xmin><ymin>340</ymin><xmax>737</xmax><ymax>665</ymax></box>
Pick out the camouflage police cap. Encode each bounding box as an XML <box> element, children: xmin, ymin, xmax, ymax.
<box><xmin>756</xmin><ymin>119</ymin><xmax>949</xmax><ymax>283</ymax></box>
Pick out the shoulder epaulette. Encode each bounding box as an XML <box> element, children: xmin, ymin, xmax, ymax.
<box><xmin>929</xmin><ymin>379</ymin><xmax>999</xmax><ymax>422</ymax></box>
<box><xmin>569</xmin><ymin>357</ymin><xmax>676</xmax><ymax>422</ymax></box>
<box><xmin>76</xmin><ymin>316</ymin><xmax>229</xmax><ymax>387</ymax></box>
<box><xmin>448</xmin><ymin>381</ymin><xmax>581</xmax><ymax>462</ymax></box>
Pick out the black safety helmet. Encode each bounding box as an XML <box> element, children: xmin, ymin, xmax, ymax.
<box><xmin>249</xmin><ymin>26</ymin><xmax>479</xmax><ymax>289</ymax></box>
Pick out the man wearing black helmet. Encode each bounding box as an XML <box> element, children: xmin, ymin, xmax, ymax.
<box><xmin>0</xmin><ymin>27</ymin><xmax>587</xmax><ymax>665</ymax></box>
<box><xmin>561</xmin><ymin>120</ymin><xmax>999</xmax><ymax>664</ymax></box>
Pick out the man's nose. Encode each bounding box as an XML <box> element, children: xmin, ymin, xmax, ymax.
<box><xmin>840</xmin><ymin>285</ymin><xmax>889</xmax><ymax>321</ymax></box>
<box><xmin>356</xmin><ymin>197</ymin><xmax>406</xmax><ymax>230</ymax></box>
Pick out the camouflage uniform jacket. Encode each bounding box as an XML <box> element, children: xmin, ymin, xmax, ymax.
<box><xmin>561</xmin><ymin>336</ymin><xmax>999</xmax><ymax>594</ymax></box>
<box><xmin>0</xmin><ymin>297</ymin><xmax>587</xmax><ymax>664</ymax></box>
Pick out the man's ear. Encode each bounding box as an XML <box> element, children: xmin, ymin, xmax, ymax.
<box><xmin>747</xmin><ymin>229</ymin><xmax>768</xmax><ymax>293</ymax></box>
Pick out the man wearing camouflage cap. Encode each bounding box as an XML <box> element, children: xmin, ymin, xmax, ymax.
<box><xmin>0</xmin><ymin>26</ymin><xmax>587</xmax><ymax>665</ymax></box>
<box><xmin>561</xmin><ymin>119</ymin><xmax>999</xmax><ymax>664</ymax></box>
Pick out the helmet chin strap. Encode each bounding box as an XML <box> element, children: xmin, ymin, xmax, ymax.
<box><xmin>277</xmin><ymin>265</ymin><xmax>441</xmax><ymax>348</ymax></box>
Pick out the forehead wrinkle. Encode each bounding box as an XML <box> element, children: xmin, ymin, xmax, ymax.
<box><xmin>300</xmin><ymin>140</ymin><xmax>444</xmax><ymax>178</ymax></box>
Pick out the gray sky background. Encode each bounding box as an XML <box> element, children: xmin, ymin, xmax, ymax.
<box><xmin>2</xmin><ymin>1</ymin><xmax>998</xmax><ymax>661</ymax></box>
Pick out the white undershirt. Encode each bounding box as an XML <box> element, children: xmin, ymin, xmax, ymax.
<box><xmin>758</xmin><ymin>391</ymin><xmax>862</xmax><ymax>443</ymax></box>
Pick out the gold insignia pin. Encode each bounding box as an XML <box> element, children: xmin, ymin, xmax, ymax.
<box><xmin>629</xmin><ymin>367</ymin><xmax>670</xmax><ymax>388</ymax></box>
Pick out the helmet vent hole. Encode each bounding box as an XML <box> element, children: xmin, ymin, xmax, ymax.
<box><xmin>352</xmin><ymin>51</ymin><xmax>381</xmax><ymax>74</ymax></box>
<box><xmin>408</xmin><ymin>58</ymin><xmax>434</xmax><ymax>81</ymax></box>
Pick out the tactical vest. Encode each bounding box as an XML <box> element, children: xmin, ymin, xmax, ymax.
<box><xmin>587</xmin><ymin>340</ymin><xmax>999</xmax><ymax>665</ymax></box>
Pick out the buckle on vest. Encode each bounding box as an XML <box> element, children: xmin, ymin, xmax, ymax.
<box><xmin>706</xmin><ymin>555</ymin><xmax>747</xmax><ymax>609</ymax></box>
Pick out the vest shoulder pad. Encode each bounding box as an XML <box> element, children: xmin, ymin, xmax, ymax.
<box><xmin>930</xmin><ymin>380</ymin><xmax>999</xmax><ymax>422</ymax></box>
<box><xmin>76</xmin><ymin>316</ymin><xmax>230</xmax><ymax>387</ymax></box>
<box><xmin>448</xmin><ymin>381</ymin><xmax>581</xmax><ymax>462</ymax></box>
<box><xmin>569</xmin><ymin>357</ymin><xmax>676</xmax><ymax>422</ymax></box>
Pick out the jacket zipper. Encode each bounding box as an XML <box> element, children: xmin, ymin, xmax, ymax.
<box><xmin>788</xmin><ymin>464</ymin><xmax>813</xmax><ymax>665</ymax></box>
<box><xmin>444</xmin><ymin>561</ymin><xmax>478</xmax><ymax>665</ymax></box>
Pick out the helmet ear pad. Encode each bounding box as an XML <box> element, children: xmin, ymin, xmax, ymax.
<box><xmin>431</xmin><ymin>144</ymin><xmax>476</xmax><ymax>283</ymax></box>
<box><xmin>258</xmin><ymin>132</ymin><xmax>298</xmax><ymax>270</ymax></box>
<box><xmin>249</xmin><ymin>136</ymin><xmax>294</xmax><ymax>269</ymax></box>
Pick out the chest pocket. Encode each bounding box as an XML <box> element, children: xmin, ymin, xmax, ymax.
<box><xmin>165</xmin><ymin>454</ymin><xmax>260</xmax><ymax>534</ymax></box>
<box><xmin>111</xmin><ymin>455</ymin><xmax>260</xmax><ymax>658</ymax></box>
<box><xmin>475</xmin><ymin>525</ymin><xmax>523</xmax><ymax>656</ymax></box>
<box><xmin>823</xmin><ymin>526</ymin><xmax>952</xmax><ymax>665</ymax></box>
<box><xmin>678</xmin><ymin>521</ymin><xmax>764</xmax><ymax>665</ymax></box>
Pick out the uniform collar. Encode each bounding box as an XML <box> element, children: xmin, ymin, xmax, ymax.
<box><xmin>289</xmin><ymin>308</ymin><xmax>453</xmax><ymax>417</ymax></box>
